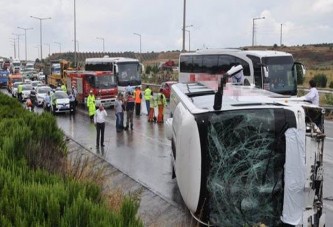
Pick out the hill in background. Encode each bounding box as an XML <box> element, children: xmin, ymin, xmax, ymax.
<box><xmin>44</xmin><ymin>44</ymin><xmax>333</xmax><ymax>70</ymax></box>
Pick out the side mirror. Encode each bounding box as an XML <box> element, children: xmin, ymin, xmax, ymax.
<box><xmin>140</xmin><ymin>63</ymin><xmax>144</xmax><ymax>74</ymax></box>
<box><xmin>114</xmin><ymin>65</ymin><xmax>119</xmax><ymax>75</ymax></box>
<box><xmin>263</xmin><ymin>65</ymin><xmax>269</xmax><ymax>78</ymax></box>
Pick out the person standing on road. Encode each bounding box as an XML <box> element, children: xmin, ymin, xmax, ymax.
<box><xmin>18</xmin><ymin>83</ymin><xmax>23</xmax><ymax>102</ymax></box>
<box><xmin>148</xmin><ymin>92</ymin><xmax>156</xmax><ymax>122</ymax></box>
<box><xmin>144</xmin><ymin>85</ymin><xmax>152</xmax><ymax>114</ymax></box>
<box><xmin>115</xmin><ymin>93</ymin><xmax>124</xmax><ymax>132</ymax></box>
<box><xmin>29</xmin><ymin>88</ymin><xmax>37</xmax><ymax>112</ymax></box>
<box><xmin>87</xmin><ymin>90</ymin><xmax>96</xmax><ymax>122</ymax></box>
<box><xmin>134</xmin><ymin>86</ymin><xmax>142</xmax><ymax>116</ymax></box>
<box><xmin>44</xmin><ymin>91</ymin><xmax>51</xmax><ymax>112</ymax></box>
<box><xmin>124</xmin><ymin>91</ymin><xmax>135</xmax><ymax>130</ymax></box>
<box><xmin>94</xmin><ymin>104</ymin><xmax>107</xmax><ymax>148</ymax></box>
<box><xmin>61</xmin><ymin>83</ymin><xmax>67</xmax><ymax>93</ymax></box>
<box><xmin>303</xmin><ymin>79</ymin><xmax>319</xmax><ymax>106</ymax></box>
<box><xmin>157</xmin><ymin>88</ymin><xmax>167</xmax><ymax>123</ymax></box>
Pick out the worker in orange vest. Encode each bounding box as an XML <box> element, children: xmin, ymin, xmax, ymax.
<box><xmin>134</xmin><ymin>86</ymin><xmax>142</xmax><ymax>116</ymax></box>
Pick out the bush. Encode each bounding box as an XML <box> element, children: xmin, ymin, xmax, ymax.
<box><xmin>313</xmin><ymin>74</ymin><xmax>327</xmax><ymax>88</ymax></box>
<box><xmin>0</xmin><ymin>93</ymin><xmax>144</xmax><ymax>226</ymax></box>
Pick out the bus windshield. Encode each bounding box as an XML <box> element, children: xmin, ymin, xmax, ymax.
<box><xmin>263</xmin><ymin>56</ymin><xmax>297</xmax><ymax>95</ymax></box>
<box><xmin>94</xmin><ymin>74</ymin><xmax>117</xmax><ymax>89</ymax></box>
<box><xmin>117</xmin><ymin>63</ymin><xmax>141</xmax><ymax>86</ymax></box>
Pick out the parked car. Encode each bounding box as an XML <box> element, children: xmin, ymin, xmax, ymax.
<box><xmin>160</xmin><ymin>81</ymin><xmax>177</xmax><ymax>100</ymax></box>
<box><xmin>51</xmin><ymin>90</ymin><xmax>75</xmax><ymax>114</ymax></box>
<box><xmin>37</xmin><ymin>72</ymin><xmax>45</xmax><ymax>81</ymax></box>
<box><xmin>12</xmin><ymin>81</ymin><xmax>23</xmax><ymax>97</ymax></box>
<box><xmin>21</xmin><ymin>84</ymin><xmax>33</xmax><ymax>102</ymax></box>
<box><xmin>36</xmin><ymin>85</ymin><xmax>52</xmax><ymax>106</ymax></box>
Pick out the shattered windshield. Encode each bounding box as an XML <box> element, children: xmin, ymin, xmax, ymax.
<box><xmin>206</xmin><ymin>109</ymin><xmax>286</xmax><ymax>226</ymax></box>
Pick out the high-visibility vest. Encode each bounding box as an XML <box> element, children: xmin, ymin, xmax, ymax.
<box><xmin>87</xmin><ymin>94</ymin><xmax>96</xmax><ymax>116</ymax></box>
<box><xmin>134</xmin><ymin>89</ymin><xmax>142</xmax><ymax>103</ymax></box>
<box><xmin>61</xmin><ymin>84</ymin><xmax>67</xmax><ymax>92</ymax></box>
<box><xmin>157</xmin><ymin>93</ymin><xmax>167</xmax><ymax>106</ymax></box>
<box><xmin>144</xmin><ymin>88</ymin><xmax>152</xmax><ymax>101</ymax></box>
<box><xmin>18</xmin><ymin>84</ymin><xmax>23</xmax><ymax>93</ymax></box>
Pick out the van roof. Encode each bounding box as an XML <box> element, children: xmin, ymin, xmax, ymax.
<box><xmin>173</xmin><ymin>82</ymin><xmax>312</xmax><ymax>114</ymax></box>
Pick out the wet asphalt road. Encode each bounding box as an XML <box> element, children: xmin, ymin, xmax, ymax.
<box><xmin>1</xmin><ymin>88</ymin><xmax>333</xmax><ymax>225</ymax></box>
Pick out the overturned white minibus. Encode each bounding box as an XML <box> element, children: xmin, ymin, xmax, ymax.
<box><xmin>165</xmin><ymin>76</ymin><xmax>325</xmax><ymax>226</ymax></box>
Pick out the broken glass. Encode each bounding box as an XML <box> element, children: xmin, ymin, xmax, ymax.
<box><xmin>207</xmin><ymin>109</ymin><xmax>285</xmax><ymax>226</ymax></box>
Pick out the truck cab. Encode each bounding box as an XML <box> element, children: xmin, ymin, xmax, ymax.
<box><xmin>67</xmin><ymin>71</ymin><xmax>118</xmax><ymax>107</ymax></box>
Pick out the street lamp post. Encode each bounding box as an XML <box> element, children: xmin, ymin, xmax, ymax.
<box><xmin>30</xmin><ymin>16</ymin><xmax>51</xmax><ymax>61</ymax></box>
<box><xmin>133</xmin><ymin>33</ymin><xmax>142</xmax><ymax>54</ymax></box>
<box><xmin>9</xmin><ymin>38</ymin><xmax>16</xmax><ymax>58</ymax></box>
<box><xmin>186</xmin><ymin>30</ymin><xmax>190</xmax><ymax>51</ymax></box>
<box><xmin>280</xmin><ymin>24</ymin><xmax>283</xmax><ymax>46</ymax></box>
<box><xmin>12</xmin><ymin>33</ymin><xmax>24</xmax><ymax>59</ymax></box>
<box><xmin>252</xmin><ymin>16</ymin><xmax>265</xmax><ymax>46</ymax></box>
<box><xmin>54</xmin><ymin>42</ymin><xmax>61</xmax><ymax>53</ymax></box>
<box><xmin>17</xmin><ymin>27</ymin><xmax>33</xmax><ymax>62</ymax></box>
<box><xmin>73</xmin><ymin>0</ymin><xmax>77</xmax><ymax>68</ymax></box>
<box><xmin>72</xmin><ymin>40</ymin><xmax>79</xmax><ymax>52</ymax></box>
<box><xmin>96</xmin><ymin>37</ymin><xmax>105</xmax><ymax>52</ymax></box>
<box><xmin>182</xmin><ymin>0</ymin><xmax>186</xmax><ymax>52</ymax></box>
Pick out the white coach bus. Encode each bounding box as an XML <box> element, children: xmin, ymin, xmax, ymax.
<box><xmin>179</xmin><ymin>49</ymin><xmax>305</xmax><ymax>96</ymax></box>
<box><xmin>165</xmin><ymin>68</ymin><xmax>325</xmax><ymax>226</ymax></box>
<box><xmin>85</xmin><ymin>56</ymin><xmax>143</xmax><ymax>92</ymax></box>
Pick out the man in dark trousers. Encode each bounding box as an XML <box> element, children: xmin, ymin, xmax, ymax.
<box><xmin>94</xmin><ymin>104</ymin><xmax>107</xmax><ymax>148</ymax></box>
<box><xmin>124</xmin><ymin>91</ymin><xmax>135</xmax><ymax>130</ymax></box>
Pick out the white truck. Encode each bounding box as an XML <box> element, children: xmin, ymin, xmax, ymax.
<box><xmin>165</xmin><ymin>67</ymin><xmax>325</xmax><ymax>226</ymax></box>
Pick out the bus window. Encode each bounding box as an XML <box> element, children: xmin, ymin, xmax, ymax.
<box><xmin>192</xmin><ymin>56</ymin><xmax>203</xmax><ymax>73</ymax></box>
<box><xmin>217</xmin><ymin>55</ymin><xmax>234</xmax><ymax>74</ymax></box>
<box><xmin>203</xmin><ymin>55</ymin><xmax>219</xmax><ymax>74</ymax></box>
<box><xmin>180</xmin><ymin>55</ymin><xmax>193</xmax><ymax>73</ymax></box>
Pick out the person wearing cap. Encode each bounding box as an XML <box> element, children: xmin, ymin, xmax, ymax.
<box><xmin>87</xmin><ymin>90</ymin><xmax>96</xmax><ymax>122</ymax></box>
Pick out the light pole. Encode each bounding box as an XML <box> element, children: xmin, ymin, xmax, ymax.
<box><xmin>186</xmin><ymin>30</ymin><xmax>190</xmax><ymax>51</ymax></box>
<box><xmin>252</xmin><ymin>16</ymin><xmax>265</xmax><ymax>46</ymax></box>
<box><xmin>35</xmin><ymin>45</ymin><xmax>40</xmax><ymax>59</ymax></box>
<box><xmin>280</xmin><ymin>24</ymin><xmax>283</xmax><ymax>46</ymax></box>
<box><xmin>9</xmin><ymin>38</ymin><xmax>16</xmax><ymax>58</ymax></box>
<box><xmin>72</xmin><ymin>40</ymin><xmax>79</xmax><ymax>52</ymax></box>
<box><xmin>54</xmin><ymin>42</ymin><xmax>61</xmax><ymax>53</ymax></box>
<box><xmin>96</xmin><ymin>37</ymin><xmax>105</xmax><ymax>52</ymax></box>
<box><xmin>44</xmin><ymin>43</ymin><xmax>50</xmax><ymax>57</ymax></box>
<box><xmin>17</xmin><ymin>26</ymin><xmax>33</xmax><ymax>62</ymax></box>
<box><xmin>182</xmin><ymin>0</ymin><xmax>186</xmax><ymax>52</ymax></box>
<box><xmin>30</xmin><ymin>16</ymin><xmax>51</xmax><ymax>61</ymax></box>
<box><xmin>12</xmin><ymin>33</ymin><xmax>24</xmax><ymax>59</ymax></box>
<box><xmin>73</xmin><ymin>0</ymin><xmax>77</xmax><ymax>68</ymax></box>
<box><xmin>133</xmin><ymin>33</ymin><xmax>141</xmax><ymax>54</ymax></box>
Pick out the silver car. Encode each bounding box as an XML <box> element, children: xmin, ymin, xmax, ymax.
<box><xmin>51</xmin><ymin>90</ymin><xmax>74</xmax><ymax>114</ymax></box>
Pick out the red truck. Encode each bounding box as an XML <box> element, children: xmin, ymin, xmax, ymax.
<box><xmin>67</xmin><ymin>71</ymin><xmax>118</xmax><ymax>107</ymax></box>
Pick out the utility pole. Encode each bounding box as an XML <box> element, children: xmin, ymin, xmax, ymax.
<box><xmin>12</xmin><ymin>33</ymin><xmax>24</xmax><ymax>59</ymax></box>
<box><xmin>96</xmin><ymin>37</ymin><xmax>105</xmax><ymax>52</ymax></box>
<box><xmin>17</xmin><ymin>27</ymin><xmax>33</xmax><ymax>62</ymax></box>
<box><xmin>280</xmin><ymin>24</ymin><xmax>283</xmax><ymax>46</ymax></box>
<box><xmin>30</xmin><ymin>16</ymin><xmax>52</xmax><ymax>61</ymax></box>
<box><xmin>252</xmin><ymin>17</ymin><xmax>265</xmax><ymax>46</ymax></box>
<box><xmin>182</xmin><ymin>0</ymin><xmax>186</xmax><ymax>52</ymax></box>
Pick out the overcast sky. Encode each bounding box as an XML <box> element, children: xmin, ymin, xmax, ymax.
<box><xmin>1</xmin><ymin>0</ymin><xmax>333</xmax><ymax>60</ymax></box>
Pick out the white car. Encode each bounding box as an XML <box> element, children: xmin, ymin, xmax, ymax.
<box><xmin>21</xmin><ymin>84</ymin><xmax>33</xmax><ymax>101</ymax></box>
<box><xmin>51</xmin><ymin>90</ymin><xmax>75</xmax><ymax>114</ymax></box>
<box><xmin>12</xmin><ymin>82</ymin><xmax>23</xmax><ymax>97</ymax></box>
<box><xmin>31</xmin><ymin>81</ymin><xmax>43</xmax><ymax>90</ymax></box>
<box><xmin>36</xmin><ymin>86</ymin><xmax>52</xmax><ymax>106</ymax></box>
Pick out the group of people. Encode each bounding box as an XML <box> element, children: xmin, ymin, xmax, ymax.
<box><xmin>87</xmin><ymin>85</ymin><xmax>167</xmax><ymax>148</ymax></box>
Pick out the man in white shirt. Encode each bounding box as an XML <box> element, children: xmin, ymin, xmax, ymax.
<box><xmin>94</xmin><ymin>104</ymin><xmax>107</xmax><ymax>148</ymax></box>
<box><xmin>304</xmin><ymin>79</ymin><xmax>319</xmax><ymax>106</ymax></box>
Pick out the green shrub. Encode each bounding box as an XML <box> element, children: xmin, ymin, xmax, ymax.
<box><xmin>0</xmin><ymin>93</ymin><xmax>143</xmax><ymax>226</ymax></box>
<box><xmin>325</xmin><ymin>93</ymin><xmax>333</xmax><ymax>105</ymax></box>
<box><xmin>313</xmin><ymin>74</ymin><xmax>327</xmax><ymax>88</ymax></box>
